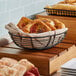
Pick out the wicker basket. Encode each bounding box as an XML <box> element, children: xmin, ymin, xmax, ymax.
<box><xmin>9</xmin><ymin>28</ymin><xmax>68</xmax><ymax>50</ymax></box>
<box><xmin>44</xmin><ymin>8</ymin><xmax>76</xmax><ymax>17</ymax></box>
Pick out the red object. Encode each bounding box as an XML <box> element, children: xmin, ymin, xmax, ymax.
<box><xmin>29</xmin><ymin>67</ymin><xmax>40</xmax><ymax>76</ymax></box>
<box><xmin>30</xmin><ymin>24</ymin><xmax>38</xmax><ymax>33</ymax></box>
<box><xmin>24</xmin><ymin>72</ymin><xmax>35</xmax><ymax>76</ymax></box>
<box><xmin>24</xmin><ymin>67</ymin><xmax>40</xmax><ymax>76</ymax></box>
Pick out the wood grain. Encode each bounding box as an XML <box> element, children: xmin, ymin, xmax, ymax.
<box><xmin>0</xmin><ymin>39</ymin><xmax>76</xmax><ymax>76</ymax></box>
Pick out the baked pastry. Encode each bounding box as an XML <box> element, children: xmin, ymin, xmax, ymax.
<box><xmin>22</xmin><ymin>19</ymin><xmax>52</xmax><ymax>33</ymax></box>
<box><xmin>0</xmin><ymin>65</ymin><xmax>17</xmax><ymax>76</ymax></box>
<box><xmin>12</xmin><ymin>64</ymin><xmax>26</xmax><ymax>76</ymax></box>
<box><xmin>17</xmin><ymin>17</ymin><xmax>66</xmax><ymax>33</ymax></box>
<box><xmin>51</xmin><ymin>4</ymin><xmax>76</xmax><ymax>11</ymax></box>
<box><xmin>19</xmin><ymin>59</ymin><xmax>34</xmax><ymax>71</ymax></box>
<box><xmin>53</xmin><ymin>19</ymin><xmax>65</xmax><ymax>29</ymax></box>
<box><xmin>0</xmin><ymin>57</ymin><xmax>18</xmax><ymax>67</ymax></box>
<box><xmin>17</xmin><ymin>17</ymin><xmax>33</xmax><ymax>29</ymax></box>
<box><xmin>38</xmin><ymin>18</ymin><xmax>56</xmax><ymax>30</ymax></box>
<box><xmin>0</xmin><ymin>57</ymin><xmax>40</xmax><ymax>76</ymax></box>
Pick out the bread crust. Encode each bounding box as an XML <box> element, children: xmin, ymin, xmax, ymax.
<box><xmin>52</xmin><ymin>4</ymin><xmax>76</xmax><ymax>11</ymax></box>
<box><xmin>17</xmin><ymin>17</ymin><xmax>33</xmax><ymax>29</ymax></box>
<box><xmin>22</xmin><ymin>19</ymin><xmax>52</xmax><ymax>33</ymax></box>
<box><xmin>38</xmin><ymin>18</ymin><xmax>56</xmax><ymax>30</ymax></box>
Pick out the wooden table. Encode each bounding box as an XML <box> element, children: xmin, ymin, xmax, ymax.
<box><xmin>0</xmin><ymin>39</ymin><xmax>76</xmax><ymax>76</ymax></box>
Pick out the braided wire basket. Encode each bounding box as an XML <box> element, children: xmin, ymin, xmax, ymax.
<box><xmin>9</xmin><ymin>28</ymin><xmax>68</xmax><ymax>50</ymax></box>
<box><xmin>44</xmin><ymin>8</ymin><xmax>76</xmax><ymax>17</ymax></box>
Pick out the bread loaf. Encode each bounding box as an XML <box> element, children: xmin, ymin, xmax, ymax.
<box><xmin>52</xmin><ymin>4</ymin><xmax>76</xmax><ymax>11</ymax></box>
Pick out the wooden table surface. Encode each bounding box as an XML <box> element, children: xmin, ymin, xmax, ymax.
<box><xmin>0</xmin><ymin>38</ymin><xmax>76</xmax><ymax>76</ymax></box>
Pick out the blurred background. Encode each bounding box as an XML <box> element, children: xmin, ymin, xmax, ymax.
<box><xmin>0</xmin><ymin>0</ymin><xmax>62</xmax><ymax>36</ymax></box>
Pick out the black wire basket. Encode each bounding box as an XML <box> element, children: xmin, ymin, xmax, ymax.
<box><xmin>44</xmin><ymin>8</ymin><xmax>76</xmax><ymax>17</ymax></box>
<box><xmin>9</xmin><ymin>28</ymin><xmax>68</xmax><ymax>50</ymax></box>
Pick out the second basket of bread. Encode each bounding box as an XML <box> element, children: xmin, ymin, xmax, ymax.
<box><xmin>5</xmin><ymin>17</ymin><xmax>68</xmax><ymax>50</ymax></box>
<box><xmin>44</xmin><ymin>0</ymin><xmax>76</xmax><ymax>17</ymax></box>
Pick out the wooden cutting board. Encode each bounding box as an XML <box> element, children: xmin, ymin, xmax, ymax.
<box><xmin>0</xmin><ymin>39</ymin><xmax>76</xmax><ymax>76</ymax></box>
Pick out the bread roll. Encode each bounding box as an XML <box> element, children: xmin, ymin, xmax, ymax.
<box><xmin>51</xmin><ymin>4</ymin><xmax>76</xmax><ymax>11</ymax></box>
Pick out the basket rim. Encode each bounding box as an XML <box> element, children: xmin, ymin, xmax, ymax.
<box><xmin>44</xmin><ymin>8</ymin><xmax>76</xmax><ymax>12</ymax></box>
<box><xmin>9</xmin><ymin>29</ymin><xmax>68</xmax><ymax>38</ymax></box>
